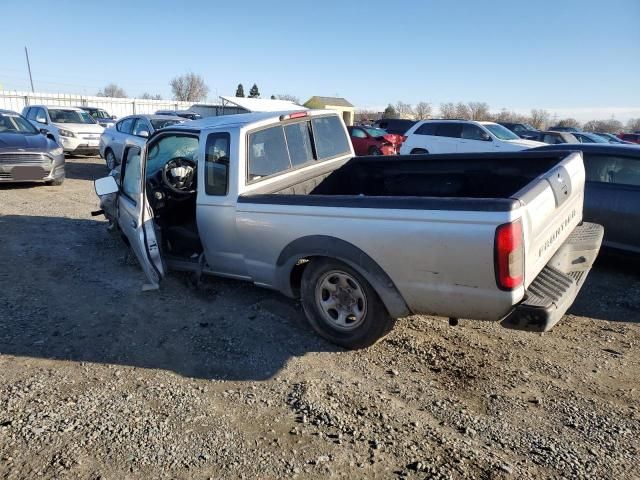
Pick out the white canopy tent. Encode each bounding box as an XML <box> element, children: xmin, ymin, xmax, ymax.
<box><xmin>219</xmin><ymin>96</ymin><xmax>306</xmax><ymax>113</ymax></box>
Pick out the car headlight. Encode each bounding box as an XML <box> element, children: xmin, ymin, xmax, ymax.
<box><xmin>50</xmin><ymin>147</ymin><xmax>64</xmax><ymax>156</ymax></box>
<box><xmin>58</xmin><ymin>129</ymin><xmax>76</xmax><ymax>138</ymax></box>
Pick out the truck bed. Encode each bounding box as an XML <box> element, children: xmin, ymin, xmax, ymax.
<box><xmin>241</xmin><ymin>151</ymin><xmax>573</xmax><ymax>211</ymax></box>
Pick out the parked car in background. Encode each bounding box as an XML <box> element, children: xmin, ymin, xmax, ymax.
<box><xmin>99</xmin><ymin>114</ymin><xmax>184</xmax><ymax>169</ymax></box>
<box><xmin>618</xmin><ymin>133</ymin><xmax>640</xmax><ymax>144</ymax></box>
<box><xmin>400</xmin><ymin>120</ymin><xmax>544</xmax><ymax>154</ymax></box>
<box><xmin>93</xmin><ymin>109</ymin><xmax>601</xmax><ymax>348</ymax></box>
<box><xmin>572</xmin><ymin>132</ymin><xmax>610</xmax><ymax>144</ymax></box>
<box><xmin>372</xmin><ymin>118</ymin><xmax>417</xmax><ymax>135</ymax></box>
<box><xmin>22</xmin><ymin>105</ymin><xmax>104</xmax><ymax>155</ymax></box>
<box><xmin>155</xmin><ymin>110</ymin><xmax>202</xmax><ymax>120</ymax></box>
<box><xmin>537</xmin><ymin>131</ymin><xmax>579</xmax><ymax>144</ymax></box>
<box><xmin>78</xmin><ymin>106</ymin><xmax>116</xmax><ymax>128</ymax></box>
<box><xmin>498</xmin><ymin>122</ymin><xmax>540</xmax><ymax>140</ymax></box>
<box><xmin>549</xmin><ymin>126</ymin><xmax>580</xmax><ymax>133</ymax></box>
<box><xmin>348</xmin><ymin>126</ymin><xmax>404</xmax><ymax>155</ymax></box>
<box><xmin>0</xmin><ymin>109</ymin><xmax>65</xmax><ymax>185</ymax></box>
<box><xmin>534</xmin><ymin>143</ymin><xmax>640</xmax><ymax>254</ymax></box>
<box><xmin>594</xmin><ymin>132</ymin><xmax>635</xmax><ymax>145</ymax></box>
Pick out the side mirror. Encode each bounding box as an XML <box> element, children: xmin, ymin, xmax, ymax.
<box><xmin>36</xmin><ymin>117</ymin><xmax>48</xmax><ymax>124</ymax></box>
<box><xmin>111</xmin><ymin>115</ymin><xmax>117</xmax><ymax>120</ymax></box>
<box><xmin>138</xmin><ymin>130</ymin><xmax>150</xmax><ymax>138</ymax></box>
<box><xmin>94</xmin><ymin>176</ymin><xmax>119</xmax><ymax>196</ymax></box>
<box><xmin>482</xmin><ymin>132</ymin><xmax>492</xmax><ymax>141</ymax></box>
<box><xmin>40</xmin><ymin>128</ymin><xmax>49</xmax><ymax>135</ymax></box>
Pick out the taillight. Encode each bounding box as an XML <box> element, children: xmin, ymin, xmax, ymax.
<box><xmin>279</xmin><ymin>111</ymin><xmax>308</xmax><ymax>121</ymax></box>
<box><xmin>494</xmin><ymin>220</ymin><xmax>524</xmax><ymax>290</ymax></box>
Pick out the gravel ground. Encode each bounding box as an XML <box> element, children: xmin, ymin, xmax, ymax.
<box><xmin>0</xmin><ymin>156</ymin><xmax>639</xmax><ymax>479</ymax></box>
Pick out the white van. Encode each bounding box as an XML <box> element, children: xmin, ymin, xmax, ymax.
<box><xmin>400</xmin><ymin>120</ymin><xmax>545</xmax><ymax>154</ymax></box>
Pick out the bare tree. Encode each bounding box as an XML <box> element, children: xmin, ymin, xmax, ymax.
<box><xmin>274</xmin><ymin>94</ymin><xmax>301</xmax><ymax>105</ymax></box>
<box><xmin>395</xmin><ymin>101</ymin><xmax>414</xmax><ymax>118</ymax></box>
<box><xmin>169</xmin><ymin>72</ymin><xmax>209</xmax><ymax>102</ymax></box>
<box><xmin>582</xmin><ymin>119</ymin><xmax>623</xmax><ymax>134</ymax></box>
<box><xmin>626</xmin><ymin>118</ymin><xmax>640</xmax><ymax>132</ymax></box>
<box><xmin>454</xmin><ymin>102</ymin><xmax>471</xmax><ymax>120</ymax></box>
<box><xmin>439</xmin><ymin>102</ymin><xmax>456</xmax><ymax>119</ymax></box>
<box><xmin>97</xmin><ymin>83</ymin><xmax>127</xmax><ymax>98</ymax></box>
<box><xmin>494</xmin><ymin>108</ymin><xmax>525</xmax><ymax>123</ymax></box>
<box><xmin>529</xmin><ymin>109</ymin><xmax>551</xmax><ymax>130</ymax></box>
<box><xmin>555</xmin><ymin>118</ymin><xmax>581</xmax><ymax>129</ymax></box>
<box><xmin>468</xmin><ymin>102</ymin><xmax>491</xmax><ymax>121</ymax></box>
<box><xmin>414</xmin><ymin>102</ymin><xmax>432</xmax><ymax>120</ymax></box>
<box><xmin>140</xmin><ymin>92</ymin><xmax>162</xmax><ymax>100</ymax></box>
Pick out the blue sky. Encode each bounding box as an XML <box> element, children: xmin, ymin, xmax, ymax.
<box><xmin>1</xmin><ymin>0</ymin><xmax>639</xmax><ymax>121</ymax></box>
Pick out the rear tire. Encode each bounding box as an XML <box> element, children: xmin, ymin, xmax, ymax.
<box><xmin>300</xmin><ymin>258</ymin><xmax>396</xmax><ymax>349</ymax></box>
<box><xmin>410</xmin><ymin>148</ymin><xmax>429</xmax><ymax>154</ymax></box>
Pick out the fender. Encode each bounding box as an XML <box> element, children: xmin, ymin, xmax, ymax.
<box><xmin>275</xmin><ymin>235</ymin><xmax>410</xmax><ymax>318</ymax></box>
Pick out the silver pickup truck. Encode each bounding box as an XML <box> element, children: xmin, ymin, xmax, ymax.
<box><xmin>94</xmin><ymin>110</ymin><xmax>603</xmax><ymax>349</ymax></box>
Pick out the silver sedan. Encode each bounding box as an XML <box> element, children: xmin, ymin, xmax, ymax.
<box><xmin>99</xmin><ymin>114</ymin><xmax>185</xmax><ymax>169</ymax></box>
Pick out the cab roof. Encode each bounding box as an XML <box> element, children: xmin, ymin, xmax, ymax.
<box><xmin>167</xmin><ymin>109</ymin><xmax>333</xmax><ymax>131</ymax></box>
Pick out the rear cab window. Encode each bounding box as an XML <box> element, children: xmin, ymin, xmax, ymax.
<box><xmin>246</xmin><ymin>115</ymin><xmax>350</xmax><ymax>183</ymax></box>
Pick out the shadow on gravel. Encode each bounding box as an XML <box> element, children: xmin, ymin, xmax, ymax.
<box><xmin>63</xmin><ymin>159</ymin><xmax>109</xmax><ymax>181</ymax></box>
<box><xmin>569</xmin><ymin>251</ymin><xmax>640</xmax><ymax>324</ymax></box>
<box><xmin>0</xmin><ymin>214</ymin><xmax>339</xmax><ymax>381</ymax></box>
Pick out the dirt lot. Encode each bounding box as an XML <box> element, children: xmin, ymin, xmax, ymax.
<box><xmin>0</xmin><ymin>156</ymin><xmax>639</xmax><ymax>479</ymax></box>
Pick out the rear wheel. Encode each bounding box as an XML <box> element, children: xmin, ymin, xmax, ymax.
<box><xmin>300</xmin><ymin>258</ymin><xmax>395</xmax><ymax>349</ymax></box>
<box><xmin>46</xmin><ymin>178</ymin><xmax>64</xmax><ymax>186</ymax></box>
<box><xmin>410</xmin><ymin>148</ymin><xmax>429</xmax><ymax>154</ymax></box>
<box><xmin>105</xmin><ymin>149</ymin><xmax>117</xmax><ymax>170</ymax></box>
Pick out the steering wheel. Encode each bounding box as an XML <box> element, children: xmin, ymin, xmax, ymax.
<box><xmin>161</xmin><ymin>157</ymin><xmax>197</xmax><ymax>195</ymax></box>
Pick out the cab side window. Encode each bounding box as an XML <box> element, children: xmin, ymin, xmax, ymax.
<box><xmin>584</xmin><ymin>155</ymin><xmax>640</xmax><ymax>187</ymax></box>
<box><xmin>248</xmin><ymin>126</ymin><xmax>291</xmax><ymax>181</ymax></box>
<box><xmin>205</xmin><ymin>132</ymin><xmax>230</xmax><ymax>195</ymax></box>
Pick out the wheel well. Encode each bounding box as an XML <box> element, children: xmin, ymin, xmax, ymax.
<box><xmin>289</xmin><ymin>257</ymin><xmax>313</xmax><ymax>297</ymax></box>
<box><xmin>410</xmin><ymin>148</ymin><xmax>428</xmax><ymax>154</ymax></box>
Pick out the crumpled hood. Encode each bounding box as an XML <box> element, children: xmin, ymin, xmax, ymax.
<box><xmin>53</xmin><ymin>122</ymin><xmax>104</xmax><ymax>134</ymax></box>
<box><xmin>505</xmin><ymin>138</ymin><xmax>546</xmax><ymax>148</ymax></box>
<box><xmin>0</xmin><ymin>133</ymin><xmax>57</xmax><ymax>151</ymax></box>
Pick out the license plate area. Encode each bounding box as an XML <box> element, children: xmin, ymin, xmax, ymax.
<box><xmin>11</xmin><ymin>166</ymin><xmax>45</xmax><ymax>180</ymax></box>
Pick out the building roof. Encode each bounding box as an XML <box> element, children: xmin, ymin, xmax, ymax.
<box><xmin>219</xmin><ymin>96</ymin><xmax>305</xmax><ymax>112</ymax></box>
<box><xmin>304</xmin><ymin>96</ymin><xmax>354</xmax><ymax>108</ymax></box>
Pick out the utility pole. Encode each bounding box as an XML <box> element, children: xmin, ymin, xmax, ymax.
<box><xmin>24</xmin><ymin>46</ymin><xmax>34</xmax><ymax>92</ymax></box>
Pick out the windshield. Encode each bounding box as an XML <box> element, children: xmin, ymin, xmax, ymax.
<box><xmin>364</xmin><ymin>127</ymin><xmax>388</xmax><ymax>137</ymax></box>
<box><xmin>151</xmin><ymin>119</ymin><xmax>183</xmax><ymax>130</ymax></box>
<box><xmin>91</xmin><ymin>109</ymin><xmax>111</xmax><ymax>119</ymax></box>
<box><xmin>578</xmin><ymin>133</ymin><xmax>608</xmax><ymax>144</ymax></box>
<box><xmin>483</xmin><ymin>123</ymin><xmax>520</xmax><ymax>140</ymax></box>
<box><xmin>523</xmin><ymin>123</ymin><xmax>537</xmax><ymax>131</ymax></box>
<box><xmin>0</xmin><ymin>112</ymin><xmax>39</xmax><ymax>134</ymax></box>
<box><xmin>49</xmin><ymin>109</ymin><xmax>97</xmax><ymax>124</ymax></box>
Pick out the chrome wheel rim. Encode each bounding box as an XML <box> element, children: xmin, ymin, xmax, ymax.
<box><xmin>315</xmin><ymin>270</ymin><xmax>367</xmax><ymax>331</ymax></box>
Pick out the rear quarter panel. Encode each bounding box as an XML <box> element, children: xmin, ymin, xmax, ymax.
<box><xmin>235</xmin><ymin>204</ymin><xmax>521</xmax><ymax>321</ymax></box>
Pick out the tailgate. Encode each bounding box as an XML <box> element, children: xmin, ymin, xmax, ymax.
<box><xmin>515</xmin><ymin>152</ymin><xmax>586</xmax><ymax>288</ymax></box>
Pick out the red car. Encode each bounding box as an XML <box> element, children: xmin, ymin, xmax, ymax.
<box><xmin>618</xmin><ymin>133</ymin><xmax>640</xmax><ymax>144</ymax></box>
<box><xmin>348</xmin><ymin>126</ymin><xmax>405</xmax><ymax>155</ymax></box>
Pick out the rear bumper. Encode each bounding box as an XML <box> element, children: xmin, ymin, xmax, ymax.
<box><xmin>501</xmin><ymin>222</ymin><xmax>604</xmax><ymax>332</ymax></box>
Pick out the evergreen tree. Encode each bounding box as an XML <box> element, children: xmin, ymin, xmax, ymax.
<box><xmin>235</xmin><ymin>84</ymin><xmax>245</xmax><ymax>97</ymax></box>
<box><xmin>248</xmin><ymin>84</ymin><xmax>260</xmax><ymax>98</ymax></box>
<box><xmin>382</xmin><ymin>104</ymin><xmax>398</xmax><ymax>119</ymax></box>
